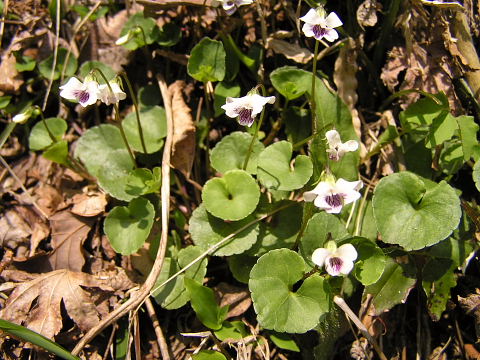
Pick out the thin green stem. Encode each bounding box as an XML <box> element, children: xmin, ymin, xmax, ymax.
<box><xmin>120</xmin><ymin>72</ymin><xmax>147</xmax><ymax>153</ymax></box>
<box><xmin>310</xmin><ymin>40</ymin><xmax>320</xmax><ymax>134</ymax></box>
<box><xmin>243</xmin><ymin>85</ymin><xmax>267</xmax><ymax>170</ymax></box>
<box><xmin>292</xmin><ymin>202</ymin><xmax>315</xmax><ymax>251</ymax></box>
<box><xmin>91</xmin><ymin>68</ymin><xmax>137</xmax><ymax>168</ymax></box>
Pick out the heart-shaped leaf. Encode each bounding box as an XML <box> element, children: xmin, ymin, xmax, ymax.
<box><xmin>372</xmin><ymin>172</ymin><xmax>461</xmax><ymax>250</ymax></box>
<box><xmin>118</xmin><ymin>12</ymin><xmax>159</xmax><ymax>50</ymax></box>
<box><xmin>249</xmin><ymin>249</ymin><xmax>331</xmax><ymax>333</ymax></box>
<box><xmin>43</xmin><ymin>140</ymin><xmax>69</xmax><ymax>165</ymax></box>
<box><xmin>270</xmin><ymin>66</ymin><xmax>311</xmax><ymax>100</ymax></box>
<box><xmin>210</xmin><ymin>132</ymin><xmax>264</xmax><ymax>175</ymax></box>
<box><xmin>153</xmin><ymin>246</ymin><xmax>208</xmax><ymax>309</ymax></box>
<box><xmin>104</xmin><ymin>197</ymin><xmax>155</xmax><ymax>255</ymax></box>
<box><xmin>29</xmin><ymin>118</ymin><xmax>67</xmax><ymax>151</ymax></box>
<box><xmin>75</xmin><ymin>124</ymin><xmax>135</xmax><ymax>201</ymax></box>
<box><xmin>38</xmin><ymin>48</ymin><xmax>77</xmax><ymax>80</ymax></box>
<box><xmin>125</xmin><ymin>167</ymin><xmax>161</xmax><ymax>196</ymax></box>
<box><xmin>202</xmin><ymin>170</ymin><xmax>260</xmax><ymax>221</ymax></box>
<box><xmin>123</xmin><ymin>106</ymin><xmax>167</xmax><ymax>153</ymax></box>
<box><xmin>188</xmin><ymin>37</ymin><xmax>226</xmax><ymax>83</ymax></box>
<box><xmin>299</xmin><ymin>212</ymin><xmax>349</xmax><ymax>268</ymax></box>
<box><xmin>257</xmin><ymin>141</ymin><xmax>313</xmax><ymax>191</ymax></box>
<box><xmin>189</xmin><ymin>204</ymin><xmax>259</xmax><ymax>256</ymax></box>
<box><xmin>78</xmin><ymin>61</ymin><xmax>116</xmax><ymax>83</ymax></box>
<box><xmin>349</xmin><ymin>237</ymin><xmax>386</xmax><ymax>285</ymax></box>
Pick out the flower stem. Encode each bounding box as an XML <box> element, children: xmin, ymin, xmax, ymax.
<box><xmin>91</xmin><ymin>68</ymin><xmax>137</xmax><ymax>168</ymax></box>
<box><xmin>310</xmin><ymin>40</ymin><xmax>320</xmax><ymax>135</ymax></box>
<box><xmin>242</xmin><ymin>85</ymin><xmax>267</xmax><ymax>171</ymax></box>
<box><xmin>120</xmin><ymin>72</ymin><xmax>148</xmax><ymax>153</ymax></box>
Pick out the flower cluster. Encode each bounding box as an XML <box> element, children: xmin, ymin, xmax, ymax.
<box><xmin>59</xmin><ymin>77</ymin><xmax>126</xmax><ymax>107</ymax></box>
<box><xmin>300</xmin><ymin>6</ymin><xmax>342</xmax><ymax>42</ymax></box>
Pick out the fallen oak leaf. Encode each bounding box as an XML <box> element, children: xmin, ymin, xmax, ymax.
<box><xmin>0</xmin><ymin>269</ymin><xmax>113</xmax><ymax>339</ymax></box>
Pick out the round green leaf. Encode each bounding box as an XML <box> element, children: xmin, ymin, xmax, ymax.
<box><xmin>249</xmin><ymin>249</ymin><xmax>330</xmax><ymax>333</ymax></box>
<box><xmin>210</xmin><ymin>132</ymin><xmax>264</xmax><ymax>175</ymax></box>
<box><xmin>349</xmin><ymin>237</ymin><xmax>386</xmax><ymax>286</ymax></box>
<box><xmin>192</xmin><ymin>351</ymin><xmax>227</xmax><ymax>360</ymax></box>
<box><xmin>38</xmin><ymin>48</ymin><xmax>77</xmax><ymax>80</ymax></box>
<box><xmin>189</xmin><ymin>204</ymin><xmax>259</xmax><ymax>256</ymax></box>
<box><xmin>299</xmin><ymin>212</ymin><xmax>349</xmax><ymax>267</ymax></box>
<box><xmin>138</xmin><ymin>84</ymin><xmax>161</xmax><ymax>107</ymax></box>
<box><xmin>202</xmin><ymin>170</ymin><xmax>260</xmax><ymax>221</ymax></box>
<box><xmin>123</xmin><ymin>106</ymin><xmax>167</xmax><ymax>153</ymax></box>
<box><xmin>78</xmin><ymin>61</ymin><xmax>116</xmax><ymax>83</ymax></box>
<box><xmin>156</xmin><ymin>22</ymin><xmax>182</xmax><ymax>47</ymax></box>
<box><xmin>74</xmin><ymin>124</ymin><xmax>135</xmax><ymax>201</ymax></box>
<box><xmin>187</xmin><ymin>37</ymin><xmax>226</xmax><ymax>83</ymax></box>
<box><xmin>104</xmin><ymin>197</ymin><xmax>155</xmax><ymax>255</ymax></box>
<box><xmin>29</xmin><ymin>118</ymin><xmax>67</xmax><ymax>151</ymax></box>
<box><xmin>43</xmin><ymin>140</ymin><xmax>69</xmax><ymax>165</ymax></box>
<box><xmin>125</xmin><ymin>168</ymin><xmax>161</xmax><ymax>196</ymax></box>
<box><xmin>270</xmin><ymin>66</ymin><xmax>311</xmax><ymax>100</ymax></box>
<box><xmin>257</xmin><ymin>141</ymin><xmax>313</xmax><ymax>191</ymax></box>
<box><xmin>372</xmin><ymin>172</ymin><xmax>461</xmax><ymax>250</ymax></box>
<box><xmin>153</xmin><ymin>246</ymin><xmax>208</xmax><ymax>309</ymax></box>
<box><xmin>227</xmin><ymin>254</ymin><xmax>257</xmax><ymax>283</ymax></box>
<box><xmin>119</xmin><ymin>12</ymin><xmax>159</xmax><ymax>50</ymax></box>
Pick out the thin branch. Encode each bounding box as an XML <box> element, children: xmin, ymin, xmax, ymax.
<box><xmin>144</xmin><ymin>298</ymin><xmax>171</xmax><ymax>360</ymax></box>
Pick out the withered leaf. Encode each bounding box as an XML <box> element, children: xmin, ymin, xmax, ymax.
<box><xmin>169</xmin><ymin>80</ymin><xmax>196</xmax><ymax>177</ymax></box>
<box><xmin>71</xmin><ymin>192</ymin><xmax>108</xmax><ymax>217</ymax></box>
<box><xmin>266</xmin><ymin>38</ymin><xmax>313</xmax><ymax>64</ymax></box>
<box><xmin>47</xmin><ymin>211</ymin><xmax>94</xmax><ymax>272</ymax></box>
<box><xmin>0</xmin><ymin>269</ymin><xmax>113</xmax><ymax>339</ymax></box>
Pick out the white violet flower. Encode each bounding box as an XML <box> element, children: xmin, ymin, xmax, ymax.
<box><xmin>303</xmin><ymin>176</ymin><xmax>363</xmax><ymax>214</ymax></box>
<box><xmin>98</xmin><ymin>81</ymin><xmax>127</xmax><ymax>105</ymax></box>
<box><xmin>312</xmin><ymin>240</ymin><xmax>357</xmax><ymax>276</ymax></box>
<box><xmin>12</xmin><ymin>108</ymin><xmax>34</xmax><ymax>124</ymax></box>
<box><xmin>213</xmin><ymin>0</ymin><xmax>254</xmax><ymax>15</ymax></box>
<box><xmin>221</xmin><ymin>92</ymin><xmax>275</xmax><ymax>127</ymax></box>
<box><xmin>300</xmin><ymin>7</ymin><xmax>343</xmax><ymax>42</ymax></box>
<box><xmin>326</xmin><ymin>129</ymin><xmax>358</xmax><ymax>161</ymax></box>
<box><xmin>59</xmin><ymin>77</ymin><xmax>100</xmax><ymax>107</ymax></box>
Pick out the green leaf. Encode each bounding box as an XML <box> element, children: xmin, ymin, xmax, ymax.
<box><xmin>248</xmin><ymin>201</ymin><xmax>303</xmax><ymax>256</ymax></box>
<box><xmin>227</xmin><ymin>254</ymin><xmax>257</xmax><ymax>283</ymax></box>
<box><xmin>15</xmin><ymin>55</ymin><xmax>36</xmax><ymax>72</ymax></box>
<box><xmin>156</xmin><ymin>22</ymin><xmax>182</xmax><ymax>47</ymax></box>
<box><xmin>214</xmin><ymin>321</ymin><xmax>249</xmax><ymax>341</ymax></box>
<box><xmin>349</xmin><ymin>237</ymin><xmax>386</xmax><ymax>285</ymax></box>
<box><xmin>456</xmin><ymin>115</ymin><xmax>479</xmax><ymax>161</ymax></box>
<box><xmin>75</xmin><ymin>124</ymin><xmax>135</xmax><ymax>201</ymax></box>
<box><xmin>38</xmin><ymin>48</ymin><xmax>77</xmax><ymax>80</ymax></box>
<box><xmin>202</xmin><ymin>170</ymin><xmax>260</xmax><ymax>221</ymax></box>
<box><xmin>78</xmin><ymin>61</ymin><xmax>116</xmax><ymax>83</ymax></box>
<box><xmin>299</xmin><ymin>212</ymin><xmax>349</xmax><ymax>268</ymax></box>
<box><xmin>189</xmin><ymin>204</ymin><xmax>259</xmax><ymax>256</ymax></box>
<box><xmin>188</xmin><ymin>37</ymin><xmax>226</xmax><ymax>83</ymax></box>
<box><xmin>269</xmin><ymin>332</ymin><xmax>300</xmax><ymax>352</ymax></box>
<box><xmin>214</xmin><ymin>82</ymin><xmax>240</xmax><ymax>117</ymax></box>
<box><xmin>115</xmin><ymin>319</ymin><xmax>129</xmax><ymax>360</ymax></box>
<box><xmin>71</xmin><ymin>4</ymin><xmax>108</xmax><ymax>20</ymax></box>
<box><xmin>104</xmin><ymin>197</ymin><xmax>155</xmax><ymax>255</ymax></box>
<box><xmin>29</xmin><ymin>118</ymin><xmax>67</xmax><ymax>151</ymax></box>
<box><xmin>372</xmin><ymin>172</ymin><xmax>461</xmax><ymax>250</ymax></box>
<box><xmin>153</xmin><ymin>246</ymin><xmax>208</xmax><ymax>309</ymax></box>
<box><xmin>123</xmin><ymin>106</ymin><xmax>167</xmax><ymax>154</ymax></box>
<box><xmin>399</xmin><ymin>93</ymin><xmax>449</xmax><ymax>134</ymax></box>
<box><xmin>125</xmin><ymin>167</ymin><xmax>161</xmax><ymax>196</ymax></box>
<box><xmin>473</xmin><ymin>160</ymin><xmax>480</xmax><ymax>192</ymax></box>
<box><xmin>422</xmin><ymin>258</ymin><xmax>456</xmax><ymax>321</ymax></box>
<box><xmin>192</xmin><ymin>351</ymin><xmax>227</xmax><ymax>360</ymax></box>
<box><xmin>119</xmin><ymin>12</ymin><xmax>159</xmax><ymax>50</ymax></box>
<box><xmin>210</xmin><ymin>131</ymin><xmax>264</xmax><ymax>174</ymax></box>
<box><xmin>249</xmin><ymin>249</ymin><xmax>331</xmax><ymax>333</ymax></box>
<box><xmin>0</xmin><ymin>95</ymin><xmax>11</xmax><ymax>109</ymax></box>
<box><xmin>184</xmin><ymin>278</ymin><xmax>229</xmax><ymax>330</ymax></box>
<box><xmin>439</xmin><ymin>140</ymin><xmax>464</xmax><ymax>175</ymax></box>
<box><xmin>270</xmin><ymin>66</ymin><xmax>311</xmax><ymax>100</ymax></box>
<box><xmin>314</xmin><ymin>306</ymin><xmax>345</xmax><ymax>360</ymax></box>
<box><xmin>285</xmin><ymin>106</ymin><xmax>311</xmax><ymax>145</ymax></box>
<box><xmin>43</xmin><ymin>140</ymin><xmax>69</xmax><ymax>165</ymax></box>
<box><xmin>257</xmin><ymin>141</ymin><xmax>313</xmax><ymax>191</ymax></box>
<box><xmin>0</xmin><ymin>319</ymin><xmax>80</xmax><ymax>360</ymax></box>
<box><xmin>138</xmin><ymin>84</ymin><xmax>161</xmax><ymax>107</ymax></box>
<box><xmin>364</xmin><ymin>257</ymin><xmax>416</xmax><ymax>314</ymax></box>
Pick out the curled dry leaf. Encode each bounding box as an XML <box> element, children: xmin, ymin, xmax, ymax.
<box><xmin>266</xmin><ymin>38</ymin><xmax>313</xmax><ymax>64</ymax></box>
<box><xmin>47</xmin><ymin>210</ymin><xmax>95</xmax><ymax>272</ymax></box>
<box><xmin>169</xmin><ymin>80</ymin><xmax>196</xmax><ymax>177</ymax></box>
<box><xmin>356</xmin><ymin>0</ymin><xmax>378</xmax><ymax>28</ymax></box>
<box><xmin>0</xmin><ymin>269</ymin><xmax>113</xmax><ymax>339</ymax></box>
<box><xmin>0</xmin><ymin>208</ymin><xmax>32</xmax><ymax>249</ymax></box>
<box><xmin>71</xmin><ymin>191</ymin><xmax>108</xmax><ymax>217</ymax></box>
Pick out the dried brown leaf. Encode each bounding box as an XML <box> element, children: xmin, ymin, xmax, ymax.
<box><xmin>0</xmin><ymin>53</ymin><xmax>23</xmax><ymax>94</ymax></box>
<box><xmin>0</xmin><ymin>269</ymin><xmax>113</xmax><ymax>339</ymax></box>
<box><xmin>356</xmin><ymin>0</ymin><xmax>378</xmax><ymax>27</ymax></box>
<box><xmin>47</xmin><ymin>211</ymin><xmax>94</xmax><ymax>272</ymax></box>
<box><xmin>266</xmin><ymin>38</ymin><xmax>313</xmax><ymax>64</ymax></box>
<box><xmin>0</xmin><ymin>208</ymin><xmax>32</xmax><ymax>249</ymax></box>
<box><xmin>215</xmin><ymin>282</ymin><xmax>252</xmax><ymax>318</ymax></box>
<box><xmin>71</xmin><ymin>192</ymin><xmax>107</xmax><ymax>217</ymax></box>
<box><xmin>458</xmin><ymin>290</ymin><xmax>480</xmax><ymax>339</ymax></box>
<box><xmin>169</xmin><ymin>80</ymin><xmax>196</xmax><ymax>177</ymax></box>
